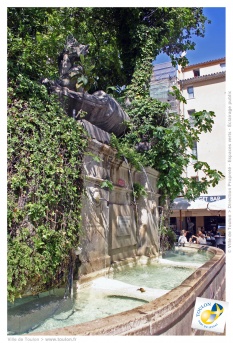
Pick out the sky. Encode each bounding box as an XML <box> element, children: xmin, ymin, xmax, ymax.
<box><xmin>154</xmin><ymin>7</ymin><xmax>226</xmax><ymax>66</ymax></box>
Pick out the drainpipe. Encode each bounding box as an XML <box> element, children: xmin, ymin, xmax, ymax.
<box><xmin>180</xmin><ymin>69</ymin><xmax>190</xmax><ymax>208</ymax></box>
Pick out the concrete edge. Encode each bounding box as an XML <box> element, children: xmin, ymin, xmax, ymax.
<box><xmin>27</xmin><ymin>246</ymin><xmax>225</xmax><ymax>336</ymax></box>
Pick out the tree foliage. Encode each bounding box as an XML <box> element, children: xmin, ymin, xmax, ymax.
<box><xmin>7</xmin><ymin>91</ymin><xmax>88</xmax><ymax>302</ymax></box>
<box><xmin>124</xmin><ymin>103</ymin><xmax>224</xmax><ymax>202</ymax></box>
<box><xmin>8</xmin><ymin>7</ymin><xmax>209</xmax><ymax>94</ymax></box>
<box><xmin>7</xmin><ymin>8</ymin><xmax>90</xmax><ymax>301</ymax></box>
<box><xmin>8</xmin><ymin>7</ymin><xmax>222</xmax><ymax>299</ymax></box>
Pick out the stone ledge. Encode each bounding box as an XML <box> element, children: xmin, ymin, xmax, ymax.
<box><xmin>26</xmin><ymin>246</ymin><xmax>225</xmax><ymax>336</ymax></box>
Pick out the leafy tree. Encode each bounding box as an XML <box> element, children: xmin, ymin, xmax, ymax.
<box><xmin>7</xmin><ymin>7</ymin><xmax>220</xmax><ymax>298</ymax></box>
<box><xmin>111</xmin><ymin>8</ymin><xmax>223</xmax><ymax>206</ymax></box>
<box><xmin>8</xmin><ymin>7</ymin><xmax>209</xmax><ymax>95</ymax></box>
<box><xmin>122</xmin><ymin>100</ymin><xmax>224</xmax><ymax>203</ymax></box>
<box><xmin>75</xmin><ymin>7</ymin><xmax>208</xmax><ymax>88</ymax></box>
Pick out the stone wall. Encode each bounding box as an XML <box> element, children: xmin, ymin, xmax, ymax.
<box><xmin>78</xmin><ymin>139</ymin><xmax>160</xmax><ymax>278</ymax></box>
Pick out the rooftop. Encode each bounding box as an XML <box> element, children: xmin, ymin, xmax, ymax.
<box><xmin>182</xmin><ymin>57</ymin><xmax>225</xmax><ymax>71</ymax></box>
<box><xmin>179</xmin><ymin>71</ymin><xmax>226</xmax><ymax>85</ymax></box>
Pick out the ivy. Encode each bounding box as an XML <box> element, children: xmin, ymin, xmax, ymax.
<box><xmin>7</xmin><ymin>94</ymin><xmax>88</xmax><ymax>302</ymax></box>
<box><xmin>110</xmin><ymin>134</ymin><xmax>144</xmax><ymax>171</ymax></box>
<box><xmin>7</xmin><ymin>7</ymin><xmax>219</xmax><ymax>294</ymax></box>
<box><xmin>132</xmin><ymin>183</ymin><xmax>147</xmax><ymax>199</ymax></box>
<box><xmin>100</xmin><ymin>180</ymin><xmax>114</xmax><ymax>191</ymax></box>
<box><xmin>159</xmin><ymin>226</ymin><xmax>177</xmax><ymax>253</ymax></box>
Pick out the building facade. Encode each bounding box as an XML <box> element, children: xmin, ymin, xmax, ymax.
<box><xmin>150</xmin><ymin>61</ymin><xmax>179</xmax><ymax>113</ymax></box>
<box><xmin>150</xmin><ymin>58</ymin><xmax>226</xmax><ymax>233</ymax></box>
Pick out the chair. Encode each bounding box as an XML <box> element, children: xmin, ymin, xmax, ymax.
<box><xmin>206</xmin><ymin>238</ymin><xmax>216</xmax><ymax>247</ymax></box>
<box><xmin>217</xmin><ymin>244</ymin><xmax>225</xmax><ymax>252</ymax></box>
<box><xmin>214</xmin><ymin>236</ymin><xmax>225</xmax><ymax>247</ymax></box>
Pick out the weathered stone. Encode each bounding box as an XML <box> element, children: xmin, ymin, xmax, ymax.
<box><xmin>81</xmin><ymin>119</ymin><xmax>110</xmax><ymax>144</ymax></box>
<box><xmin>78</xmin><ymin>140</ymin><xmax>160</xmax><ymax>276</ymax></box>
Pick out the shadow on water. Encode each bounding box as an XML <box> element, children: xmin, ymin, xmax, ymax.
<box><xmin>8</xmin><ymin>291</ymin><xmax>74</xmax><ymax>335</ymax></box>
<box><xmin>107</xmin><ymin>295</ymin><xmax>148</xmax><ymax>303</ymax></box>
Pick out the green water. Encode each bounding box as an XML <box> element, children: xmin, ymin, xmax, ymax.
<box><xmin>113</xmin><ymin>264</ymin><xmax>195</xmax><ymax>290</ymax></box>
<box><xmin>162</xmin><ymin>248</ymin><xmax>213</xmax><ymax>264</ymax></box>
<box><xmin>8</xmin><ymin>248</ymin><xmax>212</xmax><ymax>335</ymax></box>
<box><xmin>25</xmin><ymin>288</ymin><xmax>148</xmax><ymax>334</ymax></box>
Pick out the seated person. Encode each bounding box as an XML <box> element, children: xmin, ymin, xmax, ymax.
<box><xmin>197</xmin><ymin>233</ymin><xmax>207</xmax><ymax>244</ymax></box>
<box><xmin>206</xmin><ymin>231</ymin><xmax>211</xmax><ymax>238</ymax></box>
<box><xmin>190</xmin><ymin>231</ymin><xmax>206</xmax><ymax>244</ymax></box>
<box><xmin>185</xmin><ymin>230</ymin><xmax>192</xmax><ymax>242</ymax></box>
<box><xmin>201</xmin><ymin>226</ymin><xmax>207</xmax><ymax>235</ymax></box>
<box><xmin>189</xmin><ymin>230</ymin><xmax>200</xmax><ymax>243</ymax></box>
<box><xmin>211</xmin><ymin>227</ymin><xmax>218</xmax><ymax>236</ymax></box>
<box><xmin>178</xmin><ymin>230</ymin><xmax>187</xmax><ymax>246</ymax></box>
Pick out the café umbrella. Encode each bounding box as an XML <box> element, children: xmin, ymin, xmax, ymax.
<box><xmin>171</xmin><ymin>198</ymin><xmax>208</xmax><ymax>230</ymax></box>
<box><xmin>171</xmin><ymin>198</ymin><xmax>208</xmax><ymax>210</ymax></box>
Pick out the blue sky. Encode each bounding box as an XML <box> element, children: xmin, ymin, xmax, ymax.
<box><xmin>154</xmin><ymin>7</ymin><xmax>226</xmax><ymax>66</ymax></box>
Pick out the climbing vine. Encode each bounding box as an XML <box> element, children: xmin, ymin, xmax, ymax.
<box><xmin>7</xmin><ymin>7</ymin><xmax>221</xmax><ymax>298</ymax></box>
<box><xmin>132</xmin><ymin>183</ymin><xmax>147</xmax><ymax>199</ymax></box>
<box><xmin>7</xmin><ymin>93</ymin><xmax>88</xmax><ymax>302</ymax></box>
<box><xmin>159</xmin><ymin>226</ymin><xmax>177</xmax><ymax>253</ymax></box>
<box><xmin>110</xmin><ymin>134</ymin><xmax>144</xmax><ymax>171</ymax></box>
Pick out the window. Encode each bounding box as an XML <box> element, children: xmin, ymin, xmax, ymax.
<box><xmin>191</xmin><ymin>141</ymin><xmax>198</xmax><ymax>160</ymax></box>
<box><xmin>220</xmin><ymin>63</ymin><xmax>226</xmax><ymax>70</ymax></box>
<box><xmin>191</xmin><ymin>176</ymin><xmax>199</xmax><ymax>182</ymax></box>
<box><xmin>193</xmin><ymin>69</ymin><xmax>200</xmax><ymax>77</ymax></box>
<box><xmin>187</xmin><ymin>86</ymin><xmax>194</xmax><ymax>99</ymax></box>
<box><xmin>188</xmin><ymin>109</ymin><xmax>195</xmax><ymax>127</ymax></box>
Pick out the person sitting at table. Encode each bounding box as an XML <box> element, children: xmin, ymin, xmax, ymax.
<box><xmin>201</xmin><ymin>226</ymin><xmax>207</xmax><ymax>235</ymax></box>
<box><xmin>191</xmin><ymin>231</ymin><xmax>206</xmax><ymax>244</ymax></box>
<box><xmin>185</xmin><ymin>230</ymin><xmax>192</xmax><ymax>242</ymax></box>
<box><xmin>178</xmin><ymin>230</ymin><xmax>187</xmax><ymax>246</ymax></box>
<box><xmin>206</xmin><ymin>231</ymin><xmax>211</xmax><ymax>238</ymax></box>
<box><xmin>189</xmin><ymin>229</ymin><xmax>200</xmax><ymax>243</ymax></box>
<box><xmin>211</xmin><ymin>227</ymin><xmax>217</xmax><ymax>236</ymax></box>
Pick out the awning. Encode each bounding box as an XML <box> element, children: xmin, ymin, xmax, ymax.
<box><xmin>207</xmin><ymin>198</ymin><xmax>226</xmax><ymax>211</ymax></box>
<box><xmin>171</xmin><ymin>198</ymin><xmax>208</xmax><ymax>210</ymax></box>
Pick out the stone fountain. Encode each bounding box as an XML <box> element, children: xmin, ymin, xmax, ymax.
<box><xmin>41</xmin><ymin>35</ymin><xmax>161</xmax><ymax>281</ymax></box>
<box><xmin>8</xmin><ymin>36</ymin><xmax>226</xmax><ymax>337</ymax></box>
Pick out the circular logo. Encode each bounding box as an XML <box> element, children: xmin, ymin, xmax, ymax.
<box><xmin>201</xmin><ymin>303</ymin><xmax>224</xmax><ymax>325</ymax></box>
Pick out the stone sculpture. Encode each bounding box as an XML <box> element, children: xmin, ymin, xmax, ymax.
<box><xmin>42</xmin><ymin>35</ymin><xmax>129</xmax><ymax>137</ymax></box>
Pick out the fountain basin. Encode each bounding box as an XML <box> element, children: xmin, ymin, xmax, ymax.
<box><xmin>10</xmin><ymin>255</ymin><xmax>189</xmax><ymax>335</ymax></box>
<box><xmin>23</xmin><ymin>245</ymin><xmax>225</xmax><ymax>336</ymax></box>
